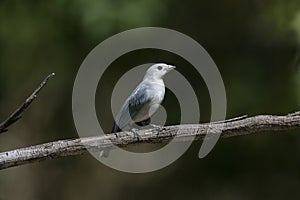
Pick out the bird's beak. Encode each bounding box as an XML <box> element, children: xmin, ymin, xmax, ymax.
<box><xmin>167</xmin><ymin>65</ymin><xmax>176</xmax><ymax>71</ymax></box>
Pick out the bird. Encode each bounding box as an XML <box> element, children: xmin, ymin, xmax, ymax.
<box><xmin>99</xmin><ymin>63</ymin><xmax>176</xmax><ymax>157</ymax></box>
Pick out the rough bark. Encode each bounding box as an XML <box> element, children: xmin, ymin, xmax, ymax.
<box><xmin>0</xmin><ymin>111</ymin><xmax>299</xmax><ymax>170</ymax></box>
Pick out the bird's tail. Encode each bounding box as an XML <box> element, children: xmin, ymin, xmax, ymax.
<box><xmin>99</xmin><ymin>150</ymin><xmax>110</xmax><ymax>157</ymax></box>
<box><xmin>99</xmin><ymin>122</ymin><xmax>121</xmax><ymax>158</ymax></box>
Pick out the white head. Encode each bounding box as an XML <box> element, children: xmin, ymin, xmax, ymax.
<box><xmin>143</xmin><ymin>63</ymin><xmax>176</xmax><ymax>81</ymax></box>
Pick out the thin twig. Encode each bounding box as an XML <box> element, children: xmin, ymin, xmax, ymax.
<box><xmin>0</xmin><ymin>73</ymin><xmax>55</xmax><ymax>134</ymax></box>
<box><xmin>210</xmin><ymin>115</ymin><xmax>248</xmax><ymax>124</ymax></box>
<box><xmin>0</xmin><ymin>111</ymin><xmax>300</xmax><ymax>170</ymax></box>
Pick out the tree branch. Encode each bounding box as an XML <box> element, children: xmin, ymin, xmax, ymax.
<box><xmin>0</xmin><ymin>73</ymin><xmax>55</xmax><ymax>134</ymax></box>
<box><xmin>0</xmin><ymin>111</ymin><xmax>300</xmax><ymax>170</ymax></box>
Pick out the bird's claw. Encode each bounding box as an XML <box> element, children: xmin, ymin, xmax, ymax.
<box><xmin>150</xmin><ymin>124</ymin><xmax>163</xmax><ymax>129</ymax></box>
<box><xmin>131</xmin><ymin>128</ymin><xmax>141</xmax><ymax>141</ymax></box>
<box><xmin>150</xmin><ymin>124</ymin><xmax>163</xmax><ymax>136</ymax></box>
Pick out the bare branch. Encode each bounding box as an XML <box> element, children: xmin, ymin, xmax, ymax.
<box><xmin>0</xmin><ymin>73</ymin><xmax>55</xmax><ymax>134</ymax></box>
<box><xmin>0</xmin><ymin>111</ymin><xmax>300</xmax><ymax>170</ymax></box>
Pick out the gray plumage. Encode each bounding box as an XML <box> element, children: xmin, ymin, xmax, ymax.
<box><xmin>100</xmin><ymin>63</ymin><xmax>175</xmax><ymax>157</ymax></box>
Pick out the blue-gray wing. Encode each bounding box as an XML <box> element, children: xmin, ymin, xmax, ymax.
<box><xmin>112</xmin><ymin>82</ymin><xmax>150</xmax><ymax>132</ymax></box>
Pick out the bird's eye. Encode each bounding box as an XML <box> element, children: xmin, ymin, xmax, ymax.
<box><xmin>157</xmin><ymin>66</ymin><xmax>162</xmax><ymax>70</ymax></box>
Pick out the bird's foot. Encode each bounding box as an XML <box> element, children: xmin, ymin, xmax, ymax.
<box><xmin>131</xmin><ymin>128</ymin><xmax>141</xmax><ymax>141</ymax></box>
<box><xmin>150</xmin><ymin>124</ymin><xmax>163</xmax><ymax>129</ymax></box>
<box><xmin>149</xmin><ymin>124</ymin><xmax>164</xmax><ymax>136</ymax></box>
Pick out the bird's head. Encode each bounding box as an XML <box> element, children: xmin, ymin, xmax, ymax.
<box><xmin>144</xmin><ymin>63</ymin><xmax>176</xmax><ymax>80</ymax></box>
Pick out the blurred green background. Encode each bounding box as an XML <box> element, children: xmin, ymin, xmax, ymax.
<box><xmin>1</xmin><ymin>0</ymin><xmax>300</xmax><ymax>199</ymax></box>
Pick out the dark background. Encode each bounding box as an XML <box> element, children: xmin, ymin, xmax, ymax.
<box><xmin>1</xmin><ymin>0</ymin><xmax>300</xmax><ymax>199</ymax></box>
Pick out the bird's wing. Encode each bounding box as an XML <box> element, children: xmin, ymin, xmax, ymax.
<box><xmin>112</xmin><ymin>82</ymin><xmax>151</xmax><ymax>132</ymax></box>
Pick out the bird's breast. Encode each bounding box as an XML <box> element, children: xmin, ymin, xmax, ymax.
<box><xmin>133</xmin><ymin>82</ymin><xmax>165</xmax><ymax>122</ymax></box>
<box><xmin>148</xmin><ymin>83</ymin><xmax>165</xmax><ymax>104</ymax></box>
